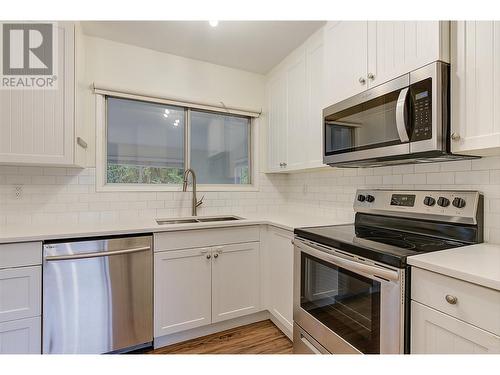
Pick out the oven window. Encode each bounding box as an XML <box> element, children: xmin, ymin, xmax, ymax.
<box><xmin>324</xmin><ymin>89</ymin><xmax>406</xmax><ymax>155</ymax></box>
<box><xmin>300</xmin><ymin>253</ymin><xmax>381</xmax><ymax>354</ymax></box>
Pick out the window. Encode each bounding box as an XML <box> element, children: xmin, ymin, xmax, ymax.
<box><xmin>190</xmin><ymin>110</ymin><xmax>250</xmax><ymax>184</ymax></box>
<box><xmin>103</xmin><ymin>96</ymin><xmax>252</xmax><ymax>188</ymax></box>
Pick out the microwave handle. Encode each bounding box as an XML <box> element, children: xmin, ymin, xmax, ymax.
<box><xmin>396</xmin><ymin>87</ymin><xmax>410</xmax><ymax>143</ymax></box>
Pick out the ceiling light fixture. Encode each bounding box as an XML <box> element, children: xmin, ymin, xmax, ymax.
<box><xmin>209</xmin><ymin>20</ymin><xmax>219</xmax><ymax>28</ymax></box>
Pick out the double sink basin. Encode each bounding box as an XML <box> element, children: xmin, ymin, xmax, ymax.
<box><xmin>156</xmin><ymin>215</ymin><xmax>243</xmax><ymax>225</ymax></box>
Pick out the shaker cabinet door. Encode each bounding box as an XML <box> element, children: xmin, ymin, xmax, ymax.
<box><xmin>154</xmin><ymin>248</ymin><xmax>212</xmax><ymax>336</ymax></box>
<box><xmin>411</xmin><ymin>301</ymin><xmax>500</xmax><ymax>354</ymax></box>
<box><xmin>211</xmin><ymin>242</ymin><xmax>260</xmax><ymax>323</ymax></box>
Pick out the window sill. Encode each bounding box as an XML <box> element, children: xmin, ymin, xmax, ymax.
<box><xmin>96</xmin><ymin>183</ymin><xmax>259</xmax><ymax>193</ymax></box>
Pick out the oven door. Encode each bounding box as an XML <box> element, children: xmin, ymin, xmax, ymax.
<box><xmin>293</xmin><ymin>238</ymin><xmax>404</xmax><ymax>354</ymax></box>
<box><xmin>323</xmin><ymin>74</ymin><xmax>411</xmax><ymax>165</ymax></box>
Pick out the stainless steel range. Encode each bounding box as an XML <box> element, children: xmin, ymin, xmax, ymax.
<box><xmin>293</xmin><ymin>189</ymin><xmax>484</xmax><ymax>354</ymax></box>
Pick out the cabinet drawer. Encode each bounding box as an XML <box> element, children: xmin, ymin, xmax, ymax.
<box><xmin>154</xmin><ymin>226</ymin><xmax>260</xmax><ymax>252</ymax></box>
<box><xmin>0</xmin><ymin>242</ymin><xmax>42</xmax><ymax>269</ymax></box>
<box><xmin>412</xmin><ymin>267</ymin><xmax>500</xmax><ymax>335</ymax></box>
<box><xmin>0</xmin><ymin>316</ymin><xmax>41</xmax><ymax>354</ymax></box>
<box><xmin>0</xmin><ymin>266</ymin><xmax>41</xmax><ymax>323</ymax></box>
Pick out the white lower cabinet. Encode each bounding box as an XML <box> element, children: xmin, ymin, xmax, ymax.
<box><xmin>0</xmin><ymin>266</ymin><xmax>41</xmax><ymax>323</ymax></box>
<box><xmin>411</xmin><ymin>301</ymin><xmax>500</xmax><ymax>354</ymax></box>
<box><xmin>411</xmin><ymin>267</ymin><xmax>500</xmax><ymax>354</ymax></box>
<box><xmin>154</xmin><ymin>241</ymin><xmax>261</xmax><ymax>338</ymax></box>
<box><xmin>0</xmin><ymin>317</ymin><xmax>41</xmax><ymax>354</ymax></box>
<box><xmin>212</xmin><ymin>243</ymin><xmax>260</xmax><ymax>323</ymax></box>
<box><xmin>265</xmin><ymin>227</ymin><xmax>294</xmax><ymax>337</ymax></box>
<box><xmin>154</xmin><ymin>248</ymin><xmax>212</xmax><ymax>336</ymax></box>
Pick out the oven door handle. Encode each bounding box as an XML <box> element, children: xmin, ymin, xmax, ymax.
<box><xmin>396</xmin><ymin>87</ymin><xmax>410</xmax><ymax>143</ymax></box>
<box><xmin>294</xmin><ymin>239</ymin><xmax>400</xmax><ymax>282</ymax></box>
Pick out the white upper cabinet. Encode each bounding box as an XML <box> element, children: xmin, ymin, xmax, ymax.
<box><xmin>324</xmin><ymin>21</ymin><xmax>449</xmax><ymax>106</ymax></box>
<box><xmin>324</xmin><ymin>21</ymin><xmax>368</xmax><ymax>106</ymax></box>
<box><xmin>0</xmin><ymin>22</ymin><xmax>86</xmax><ymax>167</ymax></box>
<box><xmin>451</xmin><ymin>21</ymin><xmax>500</xmax><ymax>156</ymax></box>
<box><xmin>285</xmin><ymin>48</ymin><xmax>307</xmax><ymax>170</ymax></box>
<box><xmin>266</xmin><ymin>71</ymin><xmax>288</xmax><ymax>172</ymax></box>
<box><xmin>266</xmin><ymin>28</ymin><xmax>326</xmax><ymax>173</ymax></box>
<box><xmin>367</xmin><ymin>21</ymin><xmax>449</xmax><ymax>87</ymax></box>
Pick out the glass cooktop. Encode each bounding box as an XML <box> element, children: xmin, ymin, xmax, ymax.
<box><xmin>294</xmin><ymin>224</ymin><xmax>467</xmax><ymax>268</ymax></box>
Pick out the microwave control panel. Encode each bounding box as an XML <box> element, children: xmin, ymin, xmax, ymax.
<box><xmin>411</xmin><ymin>78</ymin><xmax>432</xmax><ymax>142</ymax></box>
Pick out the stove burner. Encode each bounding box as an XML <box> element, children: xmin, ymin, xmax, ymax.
<box><xmin>363</xmin><ymin>237</ymin><xmax>417</xmax><ymax>250</ymax></box>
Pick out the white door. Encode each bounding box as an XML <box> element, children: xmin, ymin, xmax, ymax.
<box><xmin>306</xmin><ymin>31</ymin><xmax>325</xmax><ymax>169</ymax></box>
<box><xmin>267</xmin><ymin>228</ymin><xmax>294</xmax><ymax>336</ymax></box>
<box><xmin>0</xmin><ymin>22</ymin><xmax>75</xmax><ymax>166</ymax></box>
<box><xmin>451</xmin><ymin>21</ymin><xmax>500</xmax><ymax>155</ymax></box>
<box><xmin>0</xmin><ymin>317</ymin><xmax>41</xmax><ymax>354</ymax></box>
<box><xmin>367</xmin><ymin>21</ymin><xmax>448</xmax><ymax>88</ymax></box>
<box><xmin>267</xmin><ymin>70</ymin><xmax>288</xmax><ymax>172</ymax></box>
<box><xmin>0</xmin><ymin>266</ymin><xmax>41</xmax><ymax>323</ymax></box>
<box><xmin>154</xmin><ymin>248</ymin><xmax>212</xmax><ymax>336</ymax></box>
<box><xmin>324</xmin><ymin>21</ymin><xmax>368</xmax><ymax>106</ymax></box>
<box><xmin>411</xmin><ymin>301</ymin><xmax>500</xmax><ymax>354</ymax></box>
<box><xmin>285</xmin><ymin>48</ymin><xmax>307</xmax><ymax>170</ymax></box>
<box><xmin>212</xmin><ymin>242</ymin><xmax>260</xmax><ymax>323</ymax></box>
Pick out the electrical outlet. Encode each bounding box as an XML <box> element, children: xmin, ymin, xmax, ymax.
<box><xmin>14</xmin><ymin>185</ymin><xmax>23</xmax><ymax>200</ymax></box>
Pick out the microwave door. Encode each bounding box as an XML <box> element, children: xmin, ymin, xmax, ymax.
<box><xmin>323</xmin><ymin>74</ymin><xmax>411</xmax><ymax>165</ymax></box>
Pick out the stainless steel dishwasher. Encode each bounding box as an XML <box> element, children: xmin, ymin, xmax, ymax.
<box><xmin>43</xmin><ymin>235</ymin><xmax>153</xmax><ymax>354</ymax></box>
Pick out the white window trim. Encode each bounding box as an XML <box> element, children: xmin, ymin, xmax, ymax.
<box><xmin>95</xmin><ymin>94</ymin><xmax>259</xmax><ymax>192</ymax></box>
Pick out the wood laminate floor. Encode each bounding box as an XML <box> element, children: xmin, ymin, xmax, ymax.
<box><xmin>149</xmin><ymin>320</ymin><xmax>293</xmax><ymax>354</ymax></box>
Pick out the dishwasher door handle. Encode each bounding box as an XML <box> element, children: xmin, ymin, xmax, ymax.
<box><xmin>44</xmin><ymin>246</ymin><xmax>151</xmax><ymax>261</ymax></box>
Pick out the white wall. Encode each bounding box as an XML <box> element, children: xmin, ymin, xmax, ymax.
<box><xmin>83</xmin><ymin>35</ymin><xmax>266</xmax><ymax>167</ymax></box>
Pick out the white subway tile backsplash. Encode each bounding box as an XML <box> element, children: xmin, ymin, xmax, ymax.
<box><xmin>426</xmin><ymin>172</ymin><xmax>455</xmax><ymax>185</ymax></box>
<box><xmin>455</xmin><ymin>170</ymin><xmax>490</xmax><ymax>185</ymax></box>
<box><xmin>1</xmin><ymin>157</ymin><xmax>500</xmax><ymax>244</ymax></box>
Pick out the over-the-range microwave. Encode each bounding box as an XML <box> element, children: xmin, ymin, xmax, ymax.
<box><xmin>322</xmin><ymin>61</ymin><xmax>477</xmax><ymax>167</ymax></box>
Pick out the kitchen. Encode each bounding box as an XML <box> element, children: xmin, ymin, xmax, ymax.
<box><xmin>1</xmin><ymin>1</ymin><xmax>500</xmax><ymax>372</ymax></box>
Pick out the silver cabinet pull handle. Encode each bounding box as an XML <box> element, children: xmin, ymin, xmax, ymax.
<box><xmin>367</xmin><ymin>72</ymin><xmax>375</xmax><ymax>80</ymax></box>
<box><xmin>206</xmin><ymin>254</ymin><xmax>211</xmax><ymax>259</ymax></box>
<box><xmin>214</xmin><ymin>253</ymin><xmax>219</xmax><ymax>258</ymax></box>
<box><xmin>445</xmin><ymin>294</ymin><xmax>458</xmax><ymax>304</ymax></box>
<box><xmin>45</xmin><ymin>246</ymin><xmax>150</xmax><ymax>261</ymax></box>
<box><xmin>451</xmin><ymin>132</ymin><xmax>461</xmax><ymax>141</ymax></box>
<box><xmin>359</xmin><ymin>77</ymin><xmax>366</xmax><ymax>85</ymax></box>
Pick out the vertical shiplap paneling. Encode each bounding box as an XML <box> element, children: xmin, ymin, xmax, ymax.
<box><xmin>494</xmin><ymin>22</ymin><xmax>500</xmax><ymax>136</ymax></box>
<box><xmin>0</xmin><ymin>90</ymin><xmax>12</xmax><ymax>153</ymax></box>
<box><xmin>0</xmin><ymin>23</ymin><xmax>74</xmax><ymax>164</ymax></box>
<box><xmin>476</xmin><ymin>21</ymin><xmax>494</xmax><ymax>136</ymax></box>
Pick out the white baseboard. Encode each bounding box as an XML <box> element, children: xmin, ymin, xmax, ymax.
<box><xmin>269</xmin><ymin>311</ymin><xmax>293</xmax><ymax>340</ymax></box>
<box><xmin>154</xmin><ymin>310</ymin><xmax>270</xmax><ymax>349</ymax></box>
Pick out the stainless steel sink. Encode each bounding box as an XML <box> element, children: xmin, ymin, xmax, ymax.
<box><xmin>156</xmin><ymin>215</ymin><xmax>243</xmax><ymax>225</ymax></box>
<box><xmin>156</xmin><ymin>218</ymin><xmax>200</xmax><ymax>225</ymax></box>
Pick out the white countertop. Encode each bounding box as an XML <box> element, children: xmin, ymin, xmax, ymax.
<box><xmin>0</xmin><ymin>212</ymin><xmax>348</xmax><ymax>244</ymax></box>
<box><xmin>408</xmin><ymin>243</ymin><xmax>500</xmax><ymax>291</ymax></box>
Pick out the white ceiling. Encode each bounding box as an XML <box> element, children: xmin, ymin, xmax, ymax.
<box><xmin>81</xmin><ymin>21</ymin><xmax>325</xmax><ymax>74</ymax></box>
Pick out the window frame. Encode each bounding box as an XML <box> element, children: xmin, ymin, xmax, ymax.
<box><xmin>95</xmin><ymin>93</ymin><xmax>259</xmax><ymax>192</ymax></box>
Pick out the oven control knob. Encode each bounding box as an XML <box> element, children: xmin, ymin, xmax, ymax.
<box><xmin>437</xmin><ymin>197</ymin><xmax>450</xmax><ymax>207</ymax></box>
<box><xmin>452</xmin><ymin>197</ymin><xmax>466</xmax><ymax>209</ymax></box>
<box><xmin>366</xmin><ymin>194</ymin><xmax>375</xmax><ymax>203</ymax></box>
<box><xmin>423</xmin><ymin>196</ymin><xmax>436</xmax><ymax>206</ymax></box>
<box><xmin>357</xmin><ymin>194</ymin><xmax>366</xmax><ymax>202</ymax></box>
